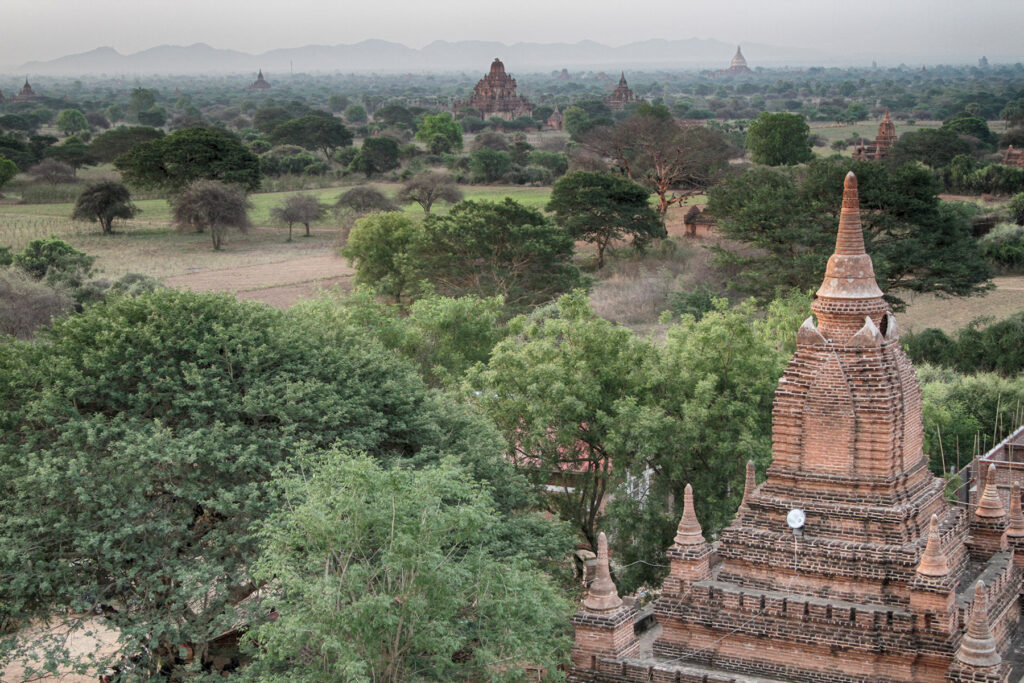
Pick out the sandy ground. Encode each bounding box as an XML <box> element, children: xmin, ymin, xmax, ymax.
<box><xmin>899</xmin><ymin>275</ymin><xmax>1024</xmax><ymax>333</ymax></box>
<box><xmin>2</xmin><ymin>618</ymin><xmax>120</xmax><ymax>682</ymax></box>
<box><xmin>163</xmin><ymin>254</ymin><xmax>354</xmax><ymax>309</ymax></box>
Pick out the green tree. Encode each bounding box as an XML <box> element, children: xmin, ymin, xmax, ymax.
<box><xmin>270</xmin><ymin>113</ymin><xmax>353</xmax><ymax>158</ymax></box>
<box><xmin>470</xmin><ymin>291</ymin><xmax>653</xmax><ymax>549</ymax></box>
<box><xmin>708</xmin><ymin>158</ymin><xmax>992</xmax><ymax>309</ymax></box>
<box><xmin>341</xmin><ymin>212</ymin><xmax>424</xmax><ymax>302</ymax></box>
<box><xmin>344</xmin><ymin>103</ymin><xmax>368</xmax><ymax>123</ymax></box>
<box><xmin>11</xmin><ymin>236</ymin><xmax>95</xmax><ymax>292</ymax></box>
<box><xmin>396</xmin><ymin>171</ymin><xmax>463</xmax><ymax>214</ymax></box>
<box><xmin>241</xmin><ymin>452</ymin><xmax>572</xmax><ymax>683</ymax></box>
<box><xmin>55</xmin><ymin>109</ymin><xmax>89</xmax><ymax>136</ymax></box>
<box><xmin>269</xmin><ymin>193</ymin><xmax>327</xmax><ymax>241</ymax></box>
<box><xmin>469</xmin><ymin>148</ymin><xmax>513</xmax><ymax>183</ymax></box>
<box><xmin>44</xmin><ymin>137</ymin><xmax>96</xmax><ymax>171</ymax></box>
<box><xmin>415</xmin><ymin>113</ymin><xmax>463</xmax><ymax>154</ymax></box>
<box><xmin>88</xmin><ymin>125</ymin><xmax>164</xmax><ymax>163</ymax></box>
<box><xmin>0</xmin><ymin>289</ymin><xmax>534</xmax><ymax>680</ymax></box>
<box><xmin>0</xmin><ymin>155</ymin><xmax>16</xmax><ymax>192</ymax></box>
<box><xmin>418</xmin><ymin>199</ymin><xmax>584</xmax><ymax>309</ymax></box>
<box><xmin>171</xmin><ymin>179</ymin><xmax>251</xmax><ymax>250</ymax></box>
<box><xmin>115</xmin><ymin>126</ymin><xmax>261</xmax><ymax>193</ymax></box>
<box><xmin>745</xmin><ymin>112</ymin><xmax>814</xmax><ymax>166</ymax></box>
<box><xmin>71</xmin><ymin>180</ymin><xmax>138</xmax><ymax>234</ymax></box>
<box><xmin>887</xmin><ymin>128</ymin><xmax>973</xmax><ymax>169</ymax></box>
<box><xmin>547</xmin><ymin>171</ymin><xmax>665</xmax><ymax>268</ymax></box>
<box><xmin>335</xmin><ymin>185</ymin><xmax>398</xmax><ymax>214</ymax></box>
<box><xmin>350</xmin><ymin>137</ymin><xmax>400</xmax><ymax>176</ymax></box>
<box><xmin>606</xmin><ymin>296</ymin><xmax>804</xmax><ymax>592</ymax></box>
<box><xmin>943</xmin><ymin>115</ymin><xmax>997</xmax><ymax>147</ymax></box>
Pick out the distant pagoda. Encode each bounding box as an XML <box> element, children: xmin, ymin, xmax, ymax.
<box><xmin>248</xmin><ymin>70</ymin><xmax>271</xmax><ymax>91</ymax></box>
<box><xmin>727</xmin><ymin>46</ymin><xmax>752</xmax><ymax>74</ymax></box>
<box><xmin>604</xmin><ymin>72</ymin><xmax>640</xmax><ymax>111</ymax></box>
<box><xmin>853</xmin><ymin>108</ymin><xmax>898</xmax><ymax>161</ymax></box>
<box><xmin>454</xmin><ymin>58</ymin><xmax>532</xmax><ymax>121</ymax></box>
<box><xmin>11</xmin><ymin>78</ymin><xmax>39</xmax><ymax>102</ymax></box>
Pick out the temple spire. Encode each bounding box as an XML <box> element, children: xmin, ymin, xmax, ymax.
<box><xmin>976</xmin><ymin>464</ymin><xmax>1006</xmax><ymax>519</ymax></box>
<box><xmin>916</xmin><ymin>514</ymin><xmax>950</xmax><ymax>577</ymax></box>
<box><xmin>583</xmin><ymin>532</ymin><xmax>623</xmax><ymax>612</ymax></box>
<box><xmin>956</xmin><ymin>580</ymin><xmax>1001</xmax><ymax>667</ymax></box>
<box><xmin>740</xmin><ymin>460</ymin><xmax>756</xmax><ymax>509</ymax></box>
<box><xmin>674</xmin><ymin>484</ymin><xmax>705</xmax><ymax>545</ymax></box>
<box><xmin>815</xmin><ymin>172</ymin><xmax>884</xmax><ymax>300</ymax></box>
<box><xmin>1007</xmin><ymin>482</ymin><xmax>1024</xmax><ymax>537</ymax></box>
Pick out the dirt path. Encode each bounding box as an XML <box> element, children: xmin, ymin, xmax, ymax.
<box><xmin>163</xmin><ymin>254</ymin><xmax>354</xmax><ymax>309</ymax></box>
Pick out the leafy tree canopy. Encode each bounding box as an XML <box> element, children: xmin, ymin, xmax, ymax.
<box><xmin>547</xmin><ymin>171</ymin><xmax>664</xmax><ymax>267</ymax></box>
<box><xmin>745</xmin><ymin>112</ymin><xmax>814</xmax><ymax>166</ymax></box>
<box><xmin>415</xmin><ymin>113</ymin><xmax>463</xmax><ymax>154</ymax></box>
<box><xmin>0</xmin><ymin>289</ymin><xmax>541</xmax><ymax>680</ymax></box>
<box><xmin>396</xmin><ymin>171</ymin><xmax>463</xmax><ymax>214</ymax></box>
<box><xmin>241</xmin><ymin>452</ymin><xmax>572</xmax><ymax>683</ymax></box>
<box><xmin>71</xmin><ymin>180</ymin><xmax>138</xmax><ymax>234</ymax></box>
<box><xmin>55</xmin><ymin>109</ymin><xmax>89</xmax><ymax>136</ymax></box>
<box><xmin>270</xmin><ymin>113</ymin><xmax>352</xmax><ymax>157</ymax></box>
<box><xmin>88</xmin><ymin>126</ymin><xmax>164</xmax><ymax>163</ymax></box>
<box><xmin>350</xmin><ymin>136</ymin><xmax>400</xmax><ymax>177</ymax></box>
<box><xmin>707</xmin><ymin>158</ymin><xmax>992</xmax><ymax>309</ymax></box>
<box><xmin>0</xmin><ymin>155</ymin><xmax>16</xmax><ymax>190</ymax></box>
<box><xmin>114</xmin><ymin>126</ymin><xmax>261</xmax><ymax>193</ymax></box>
<box><xmin>341</xmin><ymin>211</ymin><xmax>423</xmax><ymax>302</ymax></box>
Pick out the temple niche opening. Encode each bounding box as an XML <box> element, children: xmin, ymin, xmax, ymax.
<box><xmin>570</xmin><ymin>172</ymin><xmax>1024</xmax><ymax>683</ymax></box>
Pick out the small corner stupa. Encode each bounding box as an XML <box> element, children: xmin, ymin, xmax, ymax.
<box><xmin>567</xmin><ymin>172</ymin><xmax>1024</xmax><ymax>682</ymax></box>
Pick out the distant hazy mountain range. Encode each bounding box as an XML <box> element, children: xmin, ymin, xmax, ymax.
<box><xmin>12</xmin><ymin>39</ymin><xmax>830</xmax><ymax>76</ymax></box>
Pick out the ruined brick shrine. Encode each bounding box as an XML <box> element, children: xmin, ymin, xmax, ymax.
<box><xmin>570</xmin><ymin>173</ymin><xmax>1024</xmax><ymax>682</ymax></box>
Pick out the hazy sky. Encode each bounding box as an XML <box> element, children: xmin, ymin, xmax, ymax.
<box><xmin>4</xmin><ymin>0</ymin><xmax>1022</xmax><ymax>66</ymax></box>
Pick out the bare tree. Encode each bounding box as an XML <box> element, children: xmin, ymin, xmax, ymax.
<box><xmin>171</xmin><ymin>180</ymin><xmax>251</xmax><ymax>250</ymax></box>
<box><xmin>28</xmin><ymin>159</ymin><xmax>76</xmax><ymax>185</ymax></box>
<box><xmin>582</xmin><ymin>115</ymin><xmax>733</xmax><ymax>214</ymax></box>
<box><xmin>396</xmin><ymin>172</ymin><xmax>463</xmax><ymax>214</ymax></box>
<box><xmin>270</xmin><ymin>193</ymin><xmax>327</xmax><ymax>241</ymax></box>
<box><xmin>335</xmin><ymin>186</ymin><xmax>397</xmax><ymax>214</ymax></box>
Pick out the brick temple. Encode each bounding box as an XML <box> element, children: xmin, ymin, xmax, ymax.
<box><xmin>11</xmin><ymin>78</ymin><xmax>39</xmax><ymax>102</ymax></box>
<box><xmin>455</xmin><ymin>58</ymin><xmax>532</xmax><ymax>121</ymax></box>
<box><xmin>853</xmin><ymin>109</ymin><xmax>898</xmax><ymax>161</ymax></box>
<box><xmin>248</xmin><ymin>69</ymin><xmax>271</xmax><ymax>91</ymax></box>
<box><xmin>570</xmin><ymin>172</ymin><xmax>1024</xmax><ymax>683</ymax></box>
<box><xmin>605</xmin><ymin>73</ymin><xmax>640</xmax><ymax>111</ymax></box>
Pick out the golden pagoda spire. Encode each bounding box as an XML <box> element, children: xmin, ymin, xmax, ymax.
<box><xmin>583</xmin><ymin>531</ymin><xmax>624</xmax><ymax>612</ymax></box>
<box><xmin>674</xmin><ymin>484</ymin><xmax>705</xmax><ymax>545</ymax></box>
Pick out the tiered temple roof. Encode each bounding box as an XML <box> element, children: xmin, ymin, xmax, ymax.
<box><xmin>454</xmin><ymin>58</ymin><xmax>532</xmax><ymax>121</ymax></box>
<box><xmin>1003</xmin><ymin>145</ymin><xmax>1024</xmax><ymax>168</ymax></box>
<box><xmin>727</xmin><ymin>46</ymin><xmax>752</xmax><ymax>74</ymax></box>
<box><xmin>569</xmin><ymin>172</ymin><xmax>1024</xmax><ymax>683</ymax></box>
<box><xmin>853</xmin><ymin>108</ymin><xmax>898</xmax><ymax>161</ymax></box>
<box><xmin>248</xmin><ymin>69</ymin><xmax>271</xmax><ymax>91</ymax></box>
<box><xmin>604</xmin><ymin>72</ymin><xmax>639</xmax><ymax>110</ymax></box>
<box><xmin>11</xmin><ymin>78</ymin><xmax>39</xmax><ymax>102</ymax></box>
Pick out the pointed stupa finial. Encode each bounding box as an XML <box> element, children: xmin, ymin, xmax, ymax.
<box><xmin>674</xmin><ymin>484</ymin><xmax>705</xmax><ymax>545</ymax></box>
<box><xmin>815</xmin><ymin>172</ymin><xmax>884</xmax><ymax>300</ymax></box>
<box><xmin>741</xmin><ymin>460</ymin><xmax>756</xmax><ymax>509</ymax></box>
<box><xmin>1007</xmin><ymin>482</ymin><xmax>1024</xmax><ymax>537</ymax></box>
<box><xmin>916</xmin><ymin>514</ymin><xmax>950</xmax><ymax>577</ymax></box>
<box><xmin>583</xmin><ymin>531</ymin><xmax>623</xmax><ymax>612</ymax></box>
<box><xmin>956</xmin><ymin>580</ymin><xmax>1001</xmax><ymax>667</ymax></box>
<box><xmin>976</xmin><ymin>464</ymin><xmax>1006</xmax><ymax>519</ymax></box>
<box><xmin>884</xmin><ymin>107</ymin><xmax>890</xmax><ymax>120</ymax></box>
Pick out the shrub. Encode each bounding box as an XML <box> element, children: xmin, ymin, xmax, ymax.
<box><xmin>0</xmin><ymin>268</ymin><xmax>74</xmax><ymax>338</ymax></box>
<box><xmin>335</xmin><ymin>186</ymin><xmax>397</xmax><ymax>214</ymax></box>
<box><xmin>978</xmin><ymin>222</ymin><xmax>1024</xmax><ymax>271</ymax></box>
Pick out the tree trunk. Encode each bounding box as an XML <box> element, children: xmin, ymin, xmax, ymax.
<box><xmin>287</xmin><ymin>223</ymin><xmax>293</xmax><ymax>242</ymax></box>
<box><xmin>304</xmin><ymin>223</ymin><xmax>311</xmax><ymax>237</ymax></box>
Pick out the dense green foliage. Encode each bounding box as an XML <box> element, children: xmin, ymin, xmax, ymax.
<box><xmin>415</xmin><ymin>113</ymin><xmax>463</xmax><ymax>154</ymax></box>
<box><xmin>547</xmin><ymin>171</ymin><xmax>665</xmax><ymax>267</ymax></box>
<box><xmin>905</xmin><ymin>312</ymin><xmax>1024</xmax><ymax>377</ymax></box>
<box><xmin>351</xmin><ymin>137</ymin><xmax>400</xmax><ymax>176</ymax></box>
<box><xmin>0</xmin><ymin>155</ymin><xmax>16</xmax><ymax>190</ymax></box>
<box><xmin>241</xmin><ymin>452</ymin><xmax>571</xmax><ymax>683</ymax></box>
<box><xmin>115</xmin><ymin>126</ymin><xmax>261</xmax><ymax>192</ymax></box>
<box><xmin>396</xmin><ymin>172</ymin><xmax>463</xmax><ymax>214</ymax></box>
<box><xmin>342</xmin><ymin>212</ymin><xmax>422</xmax><ymax>301</ymax></box>
<box><xmin>0</xmin><ymin>290</ymin><xmax>556</xmax><ymax>679</ymax></box>
<box><xmin>417</xmin><ymin>199</ymin><xmax>584</xmax><ymax>309</ymax></box>
<box><xmin>708</xmin><ymin>157</ymin><xmax>992</xmax><ymax>309</ymax></box>
<box><xmin>270</xmin><ymin>113</ymin><xmax>353</xmax><ymax>157</ymax></box>
<box><xmin>745</xmin><ymin>112</ymin><xmax>813</xmax><ymax>166</ymax></box>
<box><xmin>978</xmin><ymin>223</ymin><xmax>1024</xmax><ymax>271</ymax></box>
